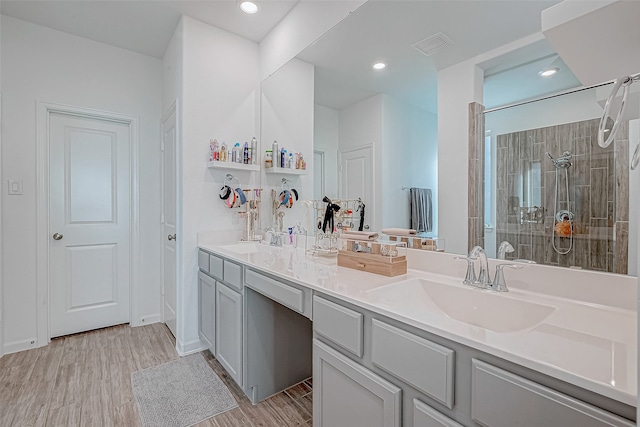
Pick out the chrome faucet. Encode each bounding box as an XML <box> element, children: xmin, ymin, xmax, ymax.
<box><xmin>458</xmin><ymin>246</ymin><xmax>524</xmax><ymax>292</ymax></box>
<box><xmin>497</xmin><ymin>241</ymin><xmax>514</xmax><ymax>260</ymax></box>
<box><xmin>469</xmin><ymin>246</ymin><xmax>491</xmax><ymax>288</ymax></box>
<box><xmin>492</xmin><ymin>264</ymin><xmax>523</xmax><ymax>292</ymax></box>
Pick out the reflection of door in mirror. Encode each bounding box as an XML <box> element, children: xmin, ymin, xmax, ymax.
<box><xmin>341</xmin><ymin>146</ymin><xmax>372</xmax><ymax>230</ymax></box>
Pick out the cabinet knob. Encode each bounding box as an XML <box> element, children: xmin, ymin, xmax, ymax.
<box><xmin>168</xmin><ymin>234</ymin><xmax>176</xmax><ymax>241</ymax></box>
<box><xmin>52</xmin><ymin>233</ymin><xmax>63</xmax><ymax>241</ymax></box>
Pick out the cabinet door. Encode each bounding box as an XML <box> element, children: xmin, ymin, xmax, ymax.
<box><xmin>198</xmin><ymin>271</ymin><xmax>215</xmax><ymax>354</ymax></box>
<box><xmin>216</xmin><ymin>282</ymin><xmax>243</xmax><ymax>387</ymax></box>
<box><xmin>313</xmin><ymin>339</ymin><xmax>401</xmax><ymax>427</ymax></box>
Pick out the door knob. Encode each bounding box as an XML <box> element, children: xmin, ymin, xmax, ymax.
<box><xmin>52</xmin><ymin>233</ymin><xmax>63</xmax><ymax>240</ymax></box>
<box><xmin>168</xmin><ymin>234</ymin><xmax>176</xmax><ymax>241</ymax></box>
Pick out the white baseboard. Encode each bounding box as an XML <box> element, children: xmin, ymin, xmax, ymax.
<box><xmin>176</xmin><ymin>337</ymin><xmax>207</xmax><ymax>356</ymax></box>
<box><xmin>135</xmin><ymin>313</ymin><xmax>161</xmax><ymax>327</ymax></box>
<box><xmin>4</xmin><ymin>338</ymin><xmax>38</xmax><ymax>355</ymax></box>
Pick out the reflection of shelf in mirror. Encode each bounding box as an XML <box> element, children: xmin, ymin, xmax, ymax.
<box><xmin>208</xmin><ymin>161</ymin><xmax>260</xmax><ymax>171</ymax></box>
<box><xmin>265</xmin><ymin>168</ymin><xmax>307</xmax><ymax>175</ymax></box>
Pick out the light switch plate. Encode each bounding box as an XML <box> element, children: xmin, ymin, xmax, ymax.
<box><xmin>8</xmin><ymin>179</ymin><xmax>23</xmax><ymax>195</ymax></box>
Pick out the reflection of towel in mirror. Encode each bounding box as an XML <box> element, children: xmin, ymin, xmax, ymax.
<box><xmin>381</xmin><ymin>228</ymin><xmax>417</xmax><ymax>236</ymax></box>
<box><xmin>340</xmin><ymin>231</ymin><xmax>379</xmax><ymax>241</ymax></box>
<box><xmin>410</xmin><ymin>188</ymin><xmax>432</xmax><ymax>233</ymax></box>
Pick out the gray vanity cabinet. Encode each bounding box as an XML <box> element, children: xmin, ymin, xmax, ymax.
<box><xmin>313</xmin><ymin>339</ymin><xmax>402</xmax><ymax>427</ymax></box>
<box><xmin>197</xmin><ymin>271</ymin><xmax>216</xmax><ymax>354</ymax></box>
<box><xmin>215</xmin><ymin>281</ymin><xmax>243</xmax><ymax>386</ymax></box>
<box><xmin>471</xmin><ymin>360</ymin><xmax>634</xmax><ymax>427</ymax></box>
<box><xmin>413</xmin><ymin>399</ymin><xmax>463</xmax><ymax>427</ymax></box>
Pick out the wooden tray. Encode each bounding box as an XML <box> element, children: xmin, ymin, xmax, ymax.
<box><xmin>337</xmin><ymin>250</ymin><xmax>407</xmax><ymax>277</ymax></box>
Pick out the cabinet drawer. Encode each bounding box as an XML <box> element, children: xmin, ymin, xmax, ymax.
<box><xmin>313</xmin><ymin>296</ymin><xmax>363</xmax><ymax>357</ymax></box>
<box><xmin>471</xmin><ymin>360</ymin><xmax>634</xmax><ymax>427</ymax></box>
<box><xmin>198</xmin><ymin>250</ymin><xmax>210</xmax><ymax>272</ymax></box>
<box><xmin>209</xmin><ymin>254</ymin><xmax>224</xmax><ymax>280</ymax></box>
<box><xmin>371</xmin><ymin>319</ymin><xmax>454</xmax><ymax>409</ymax></box>
<box><xmin>413</xmin><ymin>398</ymin><xmax>463</xmax><ymax>427</ymax></box>
<box><xmin>245</xmin><ymin>269</ymin><xmax>311</xmax><ymax>318</ymax></box>
<box><xmin>223</xmin><ymin>259</ymin><xmax>242</xmax><ymax>291</ymax></box>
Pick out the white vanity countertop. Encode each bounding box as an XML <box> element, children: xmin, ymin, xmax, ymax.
<box><xmin>198</xmin><ymin>241</ymin><xmax>637</xmax><ymax>406</ymax></box>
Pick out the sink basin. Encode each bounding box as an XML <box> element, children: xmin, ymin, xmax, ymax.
<box><xmin>218</xmin><ymin>242</ymin><xmax>270</xmax><ymax>254</ymax></box>
<box><xmin>368</xmin><ymin>278</ymin><xmax>556</xmax><ymax>333</ymax></box>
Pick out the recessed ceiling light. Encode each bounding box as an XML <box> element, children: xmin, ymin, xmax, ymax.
<box><xmin>539</xmin><ymin>67</ymin><xmax>559</xmax><ymax>77</ymax></box>
<box><xmin>372</xmin><ymin>62</ymin><xmax>387</xmax><ymax>71</ymax></box>
<box><xmin>240</xmin><ymin>1</ymin><xmax>258</xmax><ymax>14</ymax></box>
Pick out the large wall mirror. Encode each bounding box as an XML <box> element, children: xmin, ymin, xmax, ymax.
<box><xmin>259</xmin><ymin>0</ymin><xmax>638</xmax><ymax>278</ymax></box>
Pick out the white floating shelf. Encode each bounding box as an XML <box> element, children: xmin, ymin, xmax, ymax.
<box><xmin>265</xmin><ymin>168</ymin><xmax>308</xmax><ymax>175</ymax></box>
<box><xmin>207</xmin><ymin>161</ymin><xmax>260</xmax><ymax>171</ymax></box>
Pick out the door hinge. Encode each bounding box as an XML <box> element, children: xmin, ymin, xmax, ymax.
<box><xmin>161</xmin><ymin>214</ymin><xmax>165</xmax><ymax>224</ymax></box>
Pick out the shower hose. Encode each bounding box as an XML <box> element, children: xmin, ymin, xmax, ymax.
<box><xmin>551</xmin><ymin>166</ymin><xmax>573</xmax><ymax>255</ymax></box>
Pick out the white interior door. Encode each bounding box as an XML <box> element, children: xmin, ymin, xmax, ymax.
<box><xmin>341</xmin><ymin>146</ymin><xmax>373</xmax><ymax>230</ymax></box>
<box><xmin>49</xmin><ymin>112</ymin><xmax>131</xmax><ymax>338</ymax></box>
<box><xmin>162</xmin><ymin>107</ymin><xmax>177</xmax><ymax>337</ymax></box>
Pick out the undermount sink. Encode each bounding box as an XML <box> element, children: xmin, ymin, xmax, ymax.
<box><xmin>367</xmin><ymin>278</ymin><xmax>556</xmax><ymax>333</ymax></box>
<box><xmin>218</xmin><ymin>242</ymin><xmax>270</xmax><ymax>254</ymax></box>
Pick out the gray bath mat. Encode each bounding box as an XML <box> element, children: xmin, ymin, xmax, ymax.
<box><xmin>131</xmin><ymin>353</ymin><xmax>238</xmax><ymax>427</ymax></box>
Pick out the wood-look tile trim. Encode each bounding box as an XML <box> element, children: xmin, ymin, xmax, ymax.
<box><xmin>468</xmin><ymin>102</ymin><xmax>485</xmax><ymax>251</ymax></box>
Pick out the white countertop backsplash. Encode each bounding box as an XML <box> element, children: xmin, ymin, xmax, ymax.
<box><xmin>197</xmin><ymin>232</ymin><xmax>637</xmax><ymax>406</ymax></box>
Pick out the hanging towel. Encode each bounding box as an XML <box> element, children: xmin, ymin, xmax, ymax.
<box><xmin>410</xmin><ymin>188</ymin><xmax>432</xmax><ymax>233</ymax></box>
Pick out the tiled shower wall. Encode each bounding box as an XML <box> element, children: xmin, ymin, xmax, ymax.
<box><xmin>494</xmin><ymin>118</ymin><xmax>629</xmax><ymax>274</ymax></box>
<box><xmin>468</xmin><ymin>102</ymin><xmax>485</xmax><ymax>251</ymax></box>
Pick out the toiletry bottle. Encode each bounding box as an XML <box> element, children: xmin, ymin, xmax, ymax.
<box><xmin>272</xmin><ymin>141</ymin><xmax>279</xmax><ymax>168</ymax></box>
<box><xmin>243</xmin><ymin>142</ymin><xmax>249</xmax><ymax>164</ymax></box>
<box><xmin>281</xmin><ymin>149</ymin><xmax>286</xmax><ymax>168</ymax></box>
<box><xmin>220</xmin><ymin>142</ymin><xmax>227</xmax><ymax>162</ymax></box>
<box><xmin>213</xmin><ymin>140</ymin><xmax>220</xmax><ymax>161</ymax></box>
<box><xmin>288</xmin><ymin>152</ymin><xmax>294</xmax><ymax>168</ymax></box>
<box><xmin>209</xmin><ymin>139</ymin><xmax>215</xmax><ymax>162</ymax></box>
<box><xmin>235</xmin><ymin>143</ymin><xmax>241</xmax><ymax>163</ymax></box>
<box><xmin>251</xmin><ymin>137</ymin><xmax>258</xmax><ymax>165</ymax></box>
<box><xmin>265</xmin><ymin>150</ymin><xmax>273</xmax><ymax>168</ymax></box>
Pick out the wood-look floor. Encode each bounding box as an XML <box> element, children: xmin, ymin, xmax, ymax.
<box><xmin>0</xmin><ymin>323</ymin><xmax>313</xmax><ymax>426</ymax></box>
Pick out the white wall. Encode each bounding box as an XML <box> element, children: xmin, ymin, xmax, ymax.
<box><xmin>437</xmin><ymin>61</ymin><xmax>483</xmax><ymax>255</ymax></box>
<box><xmin>260</xmin><ymin>58</ymin><xmax>315</xmax><ymax>233</ymax></box>
<box><xmin>314</xmin><ymin>104</ymin><xmax>339</xmax><ymax>200</ymax></box>
<box><xmin>259</xmin><ymin>1</ymin><xmax>366</xmax><ymax>81</ymax></box>
<box><xmin>163</xmin><ymin>19</ymin><xmax>183</xmax><ymax>114</ymax></box>
<box><xmin>339</xmin><ymin>94</ymin><xmax>383</xmax><ymax>231</ymax></box>
<box><xmin>176</xmin><ymin>16</ymin><xmax>260</xmax><ymax>354</ymax></box>
<box><xmin>1</xmin><ymin>15</ymin><xmax>163</xmax><ymax>353</ymax></box>
<box><xmin>381</xmin><ymin>95</ymin><xmax>438</xmax><ymax>234</ymax></box>
<box><xmin>485</xmin><ymin>88</ymin><xmax>603</xmax><ymax>137</ymax></box>
<box><xmin>0</xmin><ymin>2</ymin><xmax>3</xmax><ymax>358</ymax></box>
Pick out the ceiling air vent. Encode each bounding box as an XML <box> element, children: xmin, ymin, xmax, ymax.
<box><xmin>412</xmin><ymin>32</ymin><xmax>454</xmax><ymax>56</ymax></box>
